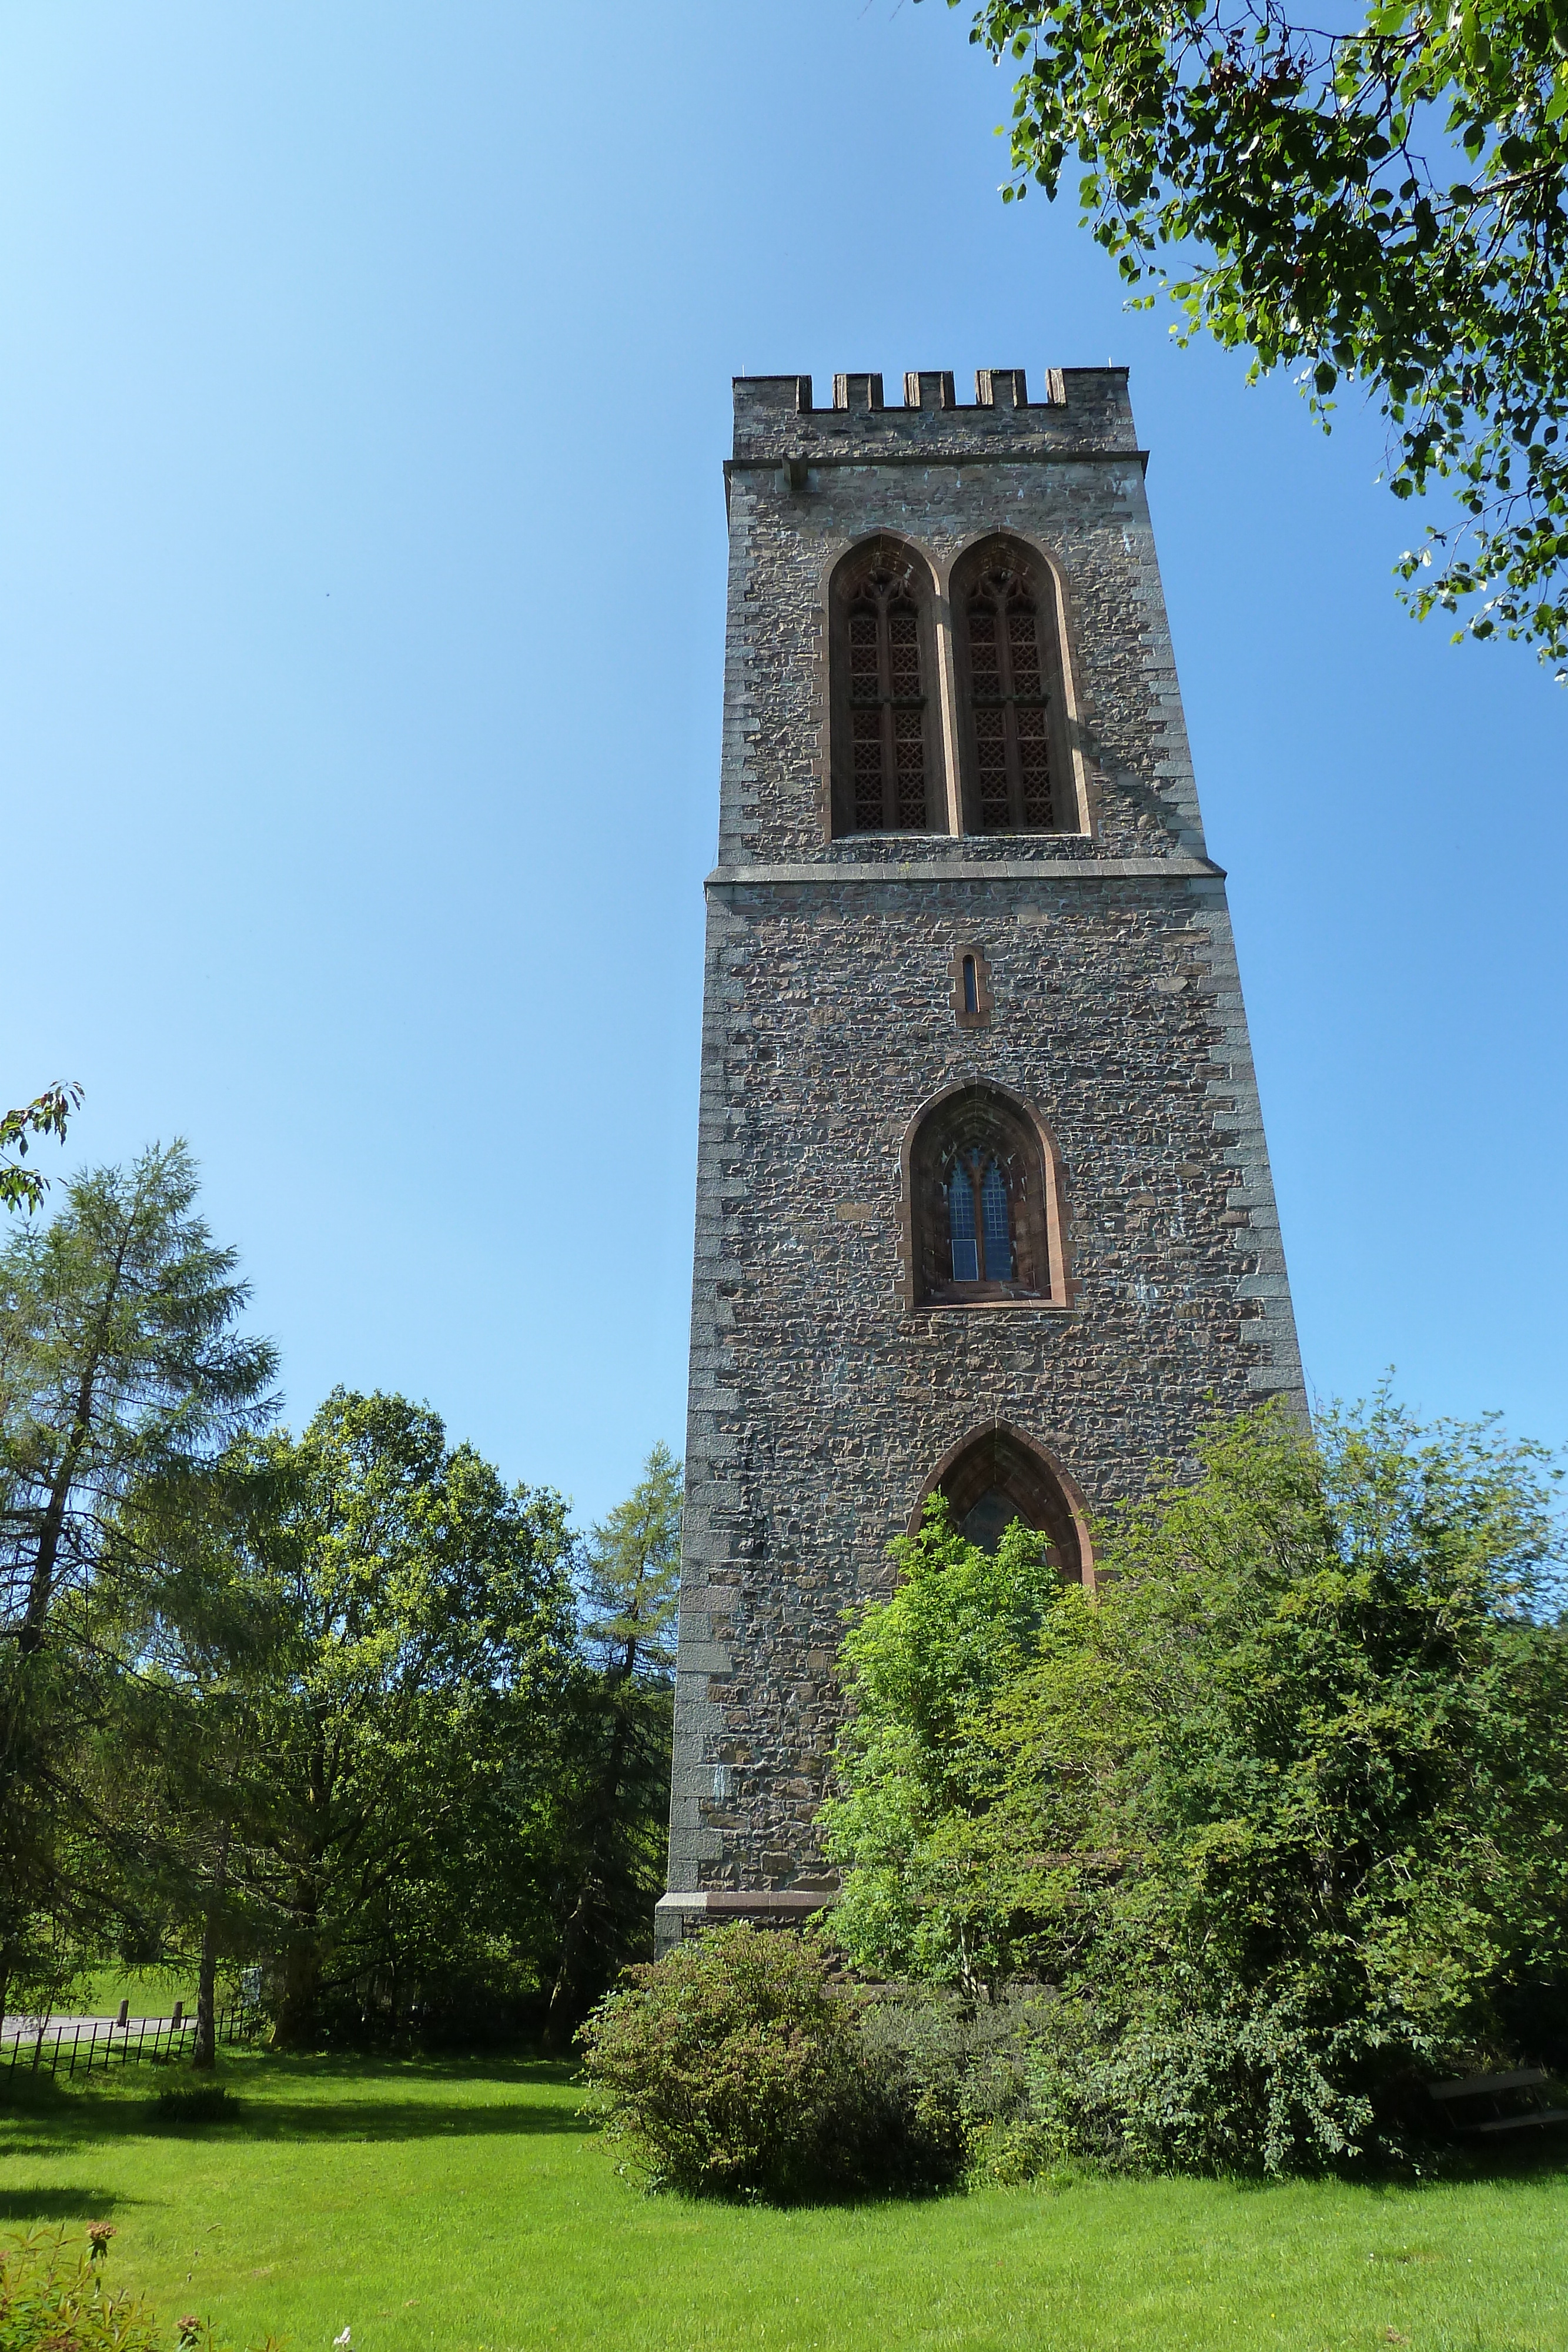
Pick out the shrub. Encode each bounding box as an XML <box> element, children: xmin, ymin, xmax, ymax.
<box><xmin>579</xmin><ymin>1923</ymin><xmax>961</xmax><ymax>2200</ymax></box>
<box><xmin>857</xmin><ymin>1983</ymin><xmax>1052</xmax><ymax>2174</ymax></box>
<box><xmin>150</xmin><ymin>2083</ymin><xmax>240</xmax><ymax>2127</ymax></box>
<box><xmin>999</xmin><ymin>1984</ymin><xmax>1388</xmax><ymax>2178</ymax></box>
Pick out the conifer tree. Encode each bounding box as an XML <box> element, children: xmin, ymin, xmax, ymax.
<box><xmin>544</xmin><ymin>1444</ymin><xmax>681</xmax><ymax>2043</ymax></box>
<box><xmin>579</xmin><ymin>1439</ymin><xmax>681</xmax><ymax>1683</ymax></box>
<box><xmin>0</xmin><ymin>1144</ymin><xmax>276</xmax><ymax>2024</ymax></box>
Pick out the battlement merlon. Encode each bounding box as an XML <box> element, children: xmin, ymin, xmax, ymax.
<box><xmin>730</xmin><ymin>367</ymin><xmax>1142</xmax><ymax>466</ymax></box>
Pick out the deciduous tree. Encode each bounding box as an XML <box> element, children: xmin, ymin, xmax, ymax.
<box><xmin>823</xmin><ymin>1399</ymin><xmax>1568</xmax><ymax>2166</ymax></box>
<box><xmin>215</xmin><ymin>1390</ymin><xmax>580</xmax><ymax>2044</ymax></box>
<box><xmin>945</xmin><ymin>0</ymin><xmax>1568</xmax><ymax>667</ymax></box>
<box><xmin>0</xmin><ymin>1084</ymin><xmax>81</xmax><ymax>1215</ymax></box>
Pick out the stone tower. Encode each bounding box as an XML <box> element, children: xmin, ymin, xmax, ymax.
<box><xmin>657</xmin><ymin>366</ymin><xmax>1304</xmax><ymax>1948</ymax></box>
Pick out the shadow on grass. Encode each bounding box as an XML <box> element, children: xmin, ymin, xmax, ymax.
<box><xmin>1</xmin><ymin>2089</ymin><xmax>594</xmax><ymax>2154</ymax></box>
<box><xmin>0</xmin><ymin>2191</ymin><xmax>135</xmax><ymax>2224</ymax></box>
<box><xmin>142</xmin><ymin>2097</ymin><xmax>594</xmax><ymax>2143</ymax></box>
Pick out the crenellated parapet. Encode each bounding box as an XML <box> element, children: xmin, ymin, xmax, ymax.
<box><xmin>730</xmin><ymin>366</ymin><xmax>1139</xmax><ymax>465</ymax></box>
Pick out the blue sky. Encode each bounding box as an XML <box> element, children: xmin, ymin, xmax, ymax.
<box><xmin>3</xmin><ymin>2</ymin><xmax>1563</xmax><ymax>1525</ymax></box>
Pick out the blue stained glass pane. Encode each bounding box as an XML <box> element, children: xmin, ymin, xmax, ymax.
<box><xmin>948</xmin><ymin>1164</ymin><xmax>978</xmax><ymax>1282</ymax></box>
<box><xmin>981</xmin><ymin>1161</ymin><xmax>1012</xmax><ymax>1281</ymax></box>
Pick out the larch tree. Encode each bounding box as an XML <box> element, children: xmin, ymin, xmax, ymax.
<box><xmin>0</xmin><ymin>1142</ymin><xmax>276</xmax><ymax>2024</ymax></box>
<box><xmin>544</xmin><ymin>1442</ymin><xmax>682</xmax><ymax>2045</ymax></box>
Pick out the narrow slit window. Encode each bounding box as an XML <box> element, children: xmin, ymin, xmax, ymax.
<box><xmin>962</xmin><ymin>954</ymin><xmax>978</xmax><ymax>1014</ymax></box>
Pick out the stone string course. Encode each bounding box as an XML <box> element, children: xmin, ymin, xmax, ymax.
<box><xmin>663</xmin><ymin>368</ymin><xmax>1305</xmax><ymax>1928</ymax></box>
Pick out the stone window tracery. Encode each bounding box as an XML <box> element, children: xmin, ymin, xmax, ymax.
<box><xmin>945</xmin><ymin>1152</ymin><xmax>1013</xmax><ymax>1283</ymax></box>
<box><xmin>829</xmin><ymin>537</ymin><xmax>938</xmax><ymax>836</ymax></box>
<box><xmin>953</xmin><ymin>537</ymin><xmax>1072</xmax><ymax>834</ymax></box>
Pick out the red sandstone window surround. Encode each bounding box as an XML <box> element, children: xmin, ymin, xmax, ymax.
<box><xmin>912</xmin><ymin>1421</ymin><xmax>1095</xmax><ymax>1587</ymax></box>
<box><xmin>900</xmin><ymin>1081</ymin><xmax>1073</xmax><ymax>1311</ymax></box>
<box><xmin>949</xmin><ymin>940</ymin><xmax>993</xmax><ymax>1028</ymax></box>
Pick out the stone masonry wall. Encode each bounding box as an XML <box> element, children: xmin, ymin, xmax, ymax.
<box><xmin>664</xmin><ymin>369</ymin><xmax>1305</xmax><ymax>1915</ymax></box>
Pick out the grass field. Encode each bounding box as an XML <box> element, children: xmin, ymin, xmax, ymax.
<box><xmin>2</xmin><ymin>2049</ymin><xmax>1565</xmax><ymax>2352</ymax></box>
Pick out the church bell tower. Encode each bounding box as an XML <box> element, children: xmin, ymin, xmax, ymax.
<box><xmin>657</xmin><ymin>366</ymin><xmax>1304</xmax><ymax>1946</ymax></box>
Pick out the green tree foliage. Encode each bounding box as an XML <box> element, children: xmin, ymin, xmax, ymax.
<box><xmin>543</xmin><ymin>1444</ymin><xmax>681</xmax><ymax>2043</ymax></box>
<box><xmin>0</xmin><ymin>1085</ymin><xmax>80</xmax><ymax>1216</ymax></box>
<box><xmin>103</xmin><ymin>1461</ymin><xmax>290</xmax><ymax>2064</ymax></box>
<box><xmin>823</xmin><ymin>1401</ymin><xmax>1568</xmax><ymax>2169</ymax></box>
<box><xmin>203</xmin><ymin>1390</ymin><xmax>581</xmax><ymax>2044</ymax></box>
<box><xmin>578</xmin><ymin>1440</ymin><xmax>681</xmax><ymax>1682</ymax></box>
<box><xmin>948</xmin><ymin>0</ymin><xmax>1568</xmax><ymax>667</ymax></box>
<box><xmin>819</xmin><ymin>1505</ymin><xmax>1062</xmax><ymax>1997</ymax></box>
<box><xmin>0</xmin><ymin>1142</ymin><xmax>684</xmax><ymax>2049</ymax></box>
<box><xmin>0</xmin><ymin>1145</ymin><xmax>276</xmax><ymax>2024</ymax></box>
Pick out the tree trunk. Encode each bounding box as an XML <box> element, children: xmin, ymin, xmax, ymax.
<box><xmin>192</xmin><ymin>1823</ymin><xmax>231</xmax><ymax>2070</ymax></box>
<box><xmin>273</xmin><ymin>1871</ymin><xmax>323</xmax><ymax>2047</ymax></box>
<box><xmin>543</xmin><ymin>1685</ymin><xmax>638</xmax><ymax>2050</ymax></box>
<box><xmin>20</xmin><ymin>1363</ymin><xmax>101</xmax><ymax>1655</ymax></box>
<box><xmin>543</xmin><ymin>1875</ymin><xmax>603</xmax><ymax>2053</ymax></box>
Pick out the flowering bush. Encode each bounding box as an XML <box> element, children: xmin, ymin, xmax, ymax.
<box><xmin>0</xmin><ymin>2229</ymin><xmax>280</xmax><ymax>2352</ymax></box>
<box><xmin>1</xmin><ymin>2226</ymin><xmax>159</xmax><ymax>2352</ymax></box>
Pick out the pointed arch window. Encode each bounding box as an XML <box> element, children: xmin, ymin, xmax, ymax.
<box><xmin>902</xmin><ymin>1083</ymin><xmax>1072</xmax><ymax>1309</ymax></box>
<box><xmin>954</xmin><ymin>539</ymin><xmax>1072</xmax><ymax>833</ymax></box>
<box><xmin>912</xmin><ymin>1424</ymin><xmax>1094</xmax><ymax>1586</ymax></box>
<box><xmin>830</xmin><ymin>539</ymin><xmax>938</xmax><ymax>835</ymax></box>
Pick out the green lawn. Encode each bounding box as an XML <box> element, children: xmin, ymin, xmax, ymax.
<box><xmin>1</xmin><ymin>2049</ymin><xmax>1564</xmax><ymax>2352</ymax></box>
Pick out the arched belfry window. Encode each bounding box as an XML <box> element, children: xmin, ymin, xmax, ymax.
<box><xmin>902</xmin><ymin>1083</ymin><xmax>1070</xmax><ymax>1309</ymax></box>
<box><xmin>952</xmin><ymin>536</ymin><xmax>1074</xmax><ymax>834</ymax></box>
<box><xmin>829</xmin><ymin>537</ymin><xmax>938</xmax><ymax>836</ymax></box>
<box><xmin>912</xmin><ymin>1424</ymin><xmax>1094</xmax><ymax>1586</ymax></box>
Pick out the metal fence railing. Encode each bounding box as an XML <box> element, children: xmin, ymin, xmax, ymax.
<box><xmin>1</xmin><ymin>2003</ymin><xmax>259</xmax><ymax>2080</ymax></box>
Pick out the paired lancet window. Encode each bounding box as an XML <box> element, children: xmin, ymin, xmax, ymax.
<box><xmin>829</xmin><ymin>533</ymin><xmax>1072</xmax><ymax>837</ymax></box>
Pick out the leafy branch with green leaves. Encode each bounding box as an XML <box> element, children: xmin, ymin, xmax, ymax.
<box><xmin>944</xmin><ymin>0</ymin><xmax>1568</xmax><ymax>669</ymax></box>
<box><xmin>1</xmin><ymin>1085</ymin><xmax>81</xmax><ymax>1214</ymax></box>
